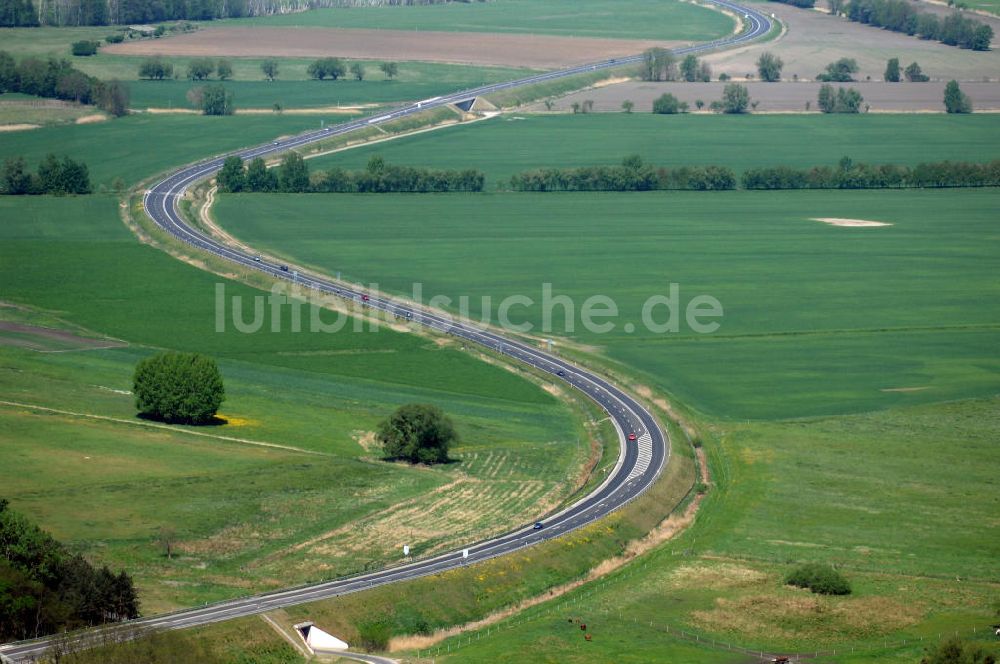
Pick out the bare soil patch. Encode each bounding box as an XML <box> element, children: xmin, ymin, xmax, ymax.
<box><xmin>104</xmin><ymin>26</ymin><xmax>674</xmax><ymax>69</ymax></box>
<box><xmin>75</xmin><ymin>114</ymin><xmax>107</xmax><ymax>125</ymax></box>
<box><xmin>0</xmin><ymin>123</ymin><xmax>40</xmax><ymax>132</ymax></box>
<box><xmin>530</xmin><ymin>80</ymin><xmax>1000</xmax><ymax>113</ymax></box>
<box><xmin>703</xmin><ymin>2</ymin><xmax>1000</xmax><ymax>82</ymax></box>
<box><xmin>0</xmin><ymin>321</ymin><xmax>126</xmax><ymax>352</ymax></box>
<box><xmin>813</xmin><ymin>217</ymin><xmax>892</xmax><ymax>227</ymax></box>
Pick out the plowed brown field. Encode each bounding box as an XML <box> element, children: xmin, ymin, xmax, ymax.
<box><xmin>105</xmin><ymin>26</ymin><xmax>675</xmax><ymax>69</ymax></box>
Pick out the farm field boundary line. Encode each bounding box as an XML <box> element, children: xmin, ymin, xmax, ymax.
<box><xmin>0</xmin><ymin>400</ymin><xmax>334</xmax><ymax>457</ymax></box>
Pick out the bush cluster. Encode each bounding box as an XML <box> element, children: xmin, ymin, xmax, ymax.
<box><xmin>785</xmin><ymin>563</ymin><xmax>852</xmax><ymax>595</ymax></box>
<box><xmin>133</xmin><ymin>352</ymin><xmax>225</xmax><ymax>425</ymax></box>
<box><xmin>743</xmin><ymin>157</ymin><xmax>1000</xmax><ymax>189</ymax></box>
<box><xmin>846</xmin><ymin>0</ymin><xmax>992</xmax><ymax>50</ymax></box>
<box><xmin>0</xmin><ymin>499</ymin><xmax>139</xmax><ymax>641</ymax></box>
<box><xmin>1</xmin><ymin>154</ymin><xmax>91</xmax><ymax>195</ymax></box>
<box><xmin>71</xmin><ymin>40</ymin><xmax>101</xmax><ymax>56</ymax></box>
<box><xmin>509</xmin><ymin>156</ymin><xmax>736</xmax><ymax>192</ymax></box>
<box><xmin>817</xmin><ymin>84</ymin><xmax>864</xmax><ymax>113</ymax></box>
<box><xmin>219</xmin><ymin>154</ymin><xmax>485</xmax><ymax>194</ymax></box>
<box><xmin>0</xmin><ymin>51</ymin><xmax>129</xmax><ymax>116</ymax></box>
<box><xmin>378</xmin><ymin>403</ymin><xmax>456</xmax><ymax>465</ymax></box>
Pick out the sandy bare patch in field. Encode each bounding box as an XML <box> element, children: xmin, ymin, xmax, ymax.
<box><xmin>105</xmin><ymin>26</ymin><xmax>674</xmax><ymax>69</ymax></box>
<box><xmin>75</xmin><ymin>114</ymin><xmax>107</xmax><ymax>124</ymax></box>
<box><xmin>146</xmin><ymin>108</ymin><xmax>201</xmax><ymax>114</ymax></box>
<box><xmin>881</xmin><ymin>386</ymin><xmax>931</xmax><ymax>392</ymax></box>
<box><xmin>0</xmin><ymin>123</ymin><xmax>40</xmax><ymax>131</ymax></box>
<box><xmin>352</xmin><ymin>430</ymin><xmax>380</xmax><ymax>454</ymax></box>
<box><xmin>704</xmin><ymin>1</ymin><xmax>1000</xmax><ymax>81</ymax></box>
<box><xmin>531</xmin><ymin>80</ymin><xmax>1000</xmax><ymax>113</ymax></box>
<box><xmin>814</xmin><ymin>217</ymin><xmax>892</xmax><ymax>227</ymax></box>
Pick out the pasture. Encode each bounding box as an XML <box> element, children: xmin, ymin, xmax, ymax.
<box><xmin>222</xmin><ymin>0</ymin><xmax>735</xmax><ymax>42</ymax></box>
<box><xmin>0</xmin><ymin>194</ymin><xmax>587</xmax><ymax>610</ymax></box>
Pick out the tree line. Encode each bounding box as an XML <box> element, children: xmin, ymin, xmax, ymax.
<box><xmin>509</xmin><ymin>156</ymin><xmax>737</xmax><ymax>192</ymax></box>
<box><xmin>844</xmin><ymin>0</ymin><xmax>992</xmax><ymax>50</ymax></box>
<box><xmin>742</xmin><ymin>157</ymin><xmax>1000</xmax><ymax>189</ymax></box>
<box><xmin>640</xmin><ymin>48</ymin><xmax>712</xmax><ymax>82</ymax></box>
<box><xmin>2</xmin><ymin>154</ymin><xmax>92</xmax><ymax>195</ymax></box>
<box><xmin>13</xmin><ymin>0</ymin><xmax>482</xmax><ymax>27</ymax></box>
<box><xmin>218</xmin><ymin>154</ymin><xmax>485</xmax><ymax>194</ymax></box>
<box><xmin>0</xmin><ymin>51</ymin><xmax>129</xmax><ymax>116</ymax></box>
<box><xmin>505</xmin><ymin>155</ymin><xmax>1000</xmax><ymax>193</ymax></box>
<box><xmin>0</xmin><ymin>498</ymin><xmax>140</xmax><ymax>641</ymax></box>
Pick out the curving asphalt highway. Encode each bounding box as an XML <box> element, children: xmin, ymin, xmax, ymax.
<box><xmin>0</xmin><ymin>5</ymin><xmax>771</xmax><ymax>661</ymax></box>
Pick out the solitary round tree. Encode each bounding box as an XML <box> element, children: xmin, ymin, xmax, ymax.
<box><xmin>378</xmin><ymin>404</ymin><xmax>456</xmax><ymax>465</ymax></box>
<box><xmin>133</xmin><ymin>352</ymin><xmax>225</xmax><ymax>424</ymax></box>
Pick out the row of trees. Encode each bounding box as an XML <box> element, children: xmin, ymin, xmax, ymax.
<box><xmin>0</xmin><ymin>51</ymin><xmax>129</xmax><ymax>115</ymax></box>
<box><xmin>0</xmin><ymin>498</ymin><xmax>140</xmax><ymax>641</ymax></box>
<box><xmin>138</xmin><ymin>57</ymin><xmax>232</xmax><ymax>80</ymax></box>
<box><xmin>844</xmin><ymin>0</ymin><xmax>992</xmax><ymax>50</ymax></box>
<box><xmin>218</xmin><ymin>154</ymin><xmax>485</xmax><ymax>194</ymax></box>
<box><xmin>652</xmin><ymin>84</ymin><xmax>751</xmax><ymax>115</ymax></box>
<box><xmin>0</xmin><ymin>0</ymin><xmax>39</xmax><ymax>25</ymax></box>
<box><xmin>640</xmin><ymin>48</ymin><xmax>711</xmax><ymax>82</ymax></box>
<box><xmin>19</xmin><ymin>0</ymin><xmax>479</xmax><ymax>26</ymax></box>
<box><xmin>509</xmin><ymin>156</ymin><xmax>737</xmax><ymax>192</ymax></box>
<box><xmin>137</xmin><ymin>57</ymin><xmax>399</xmax><ymax>82</ymax></box>
<box><xmin>742</xmin><ymin>157</ymin><xmax>1000</xmax><ymax>189</ymax></box>
<box><xmin>1</xmin><ymin>155</ymin><xmax>91</xmax><ymax>195</ymax></box>
<box><xmin>884</xmin><ymin>58</ymin><xmax>930</xmax><ymax>82</ymax></box>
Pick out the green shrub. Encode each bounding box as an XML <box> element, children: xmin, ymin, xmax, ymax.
<box><xmin>356</xmin><ymin>619</ymin><xmax>392</xmax><ymax>651</ymax></box>
<box><xmin>133</xmin><ymin>352</ymin><xmax>225</xmax><ymax>424</ymax></box>
<box><xmin>71</xmin><ymin>40</ymin><xmax>100</xmax><ymax>56</ymax></box>
<box><xmin>785</xmin><ymin>563</ymin><xmax>851</xmax><ymax>595</ymax></box>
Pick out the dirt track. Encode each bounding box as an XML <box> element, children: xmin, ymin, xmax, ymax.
<box><xmin>535</xmin><ymin>80</ymin><xmax>1000</xmax><ymax>112</ymax></box>
<box><xmin>105</xmin><ymin>27</ymin><xmax>675</xmax><ymax>69</ymax></box>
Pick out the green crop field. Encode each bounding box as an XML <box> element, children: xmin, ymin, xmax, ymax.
<box><xmin>0</xmin><ymin>113</ymin><xmax>325</xmax><ymax>187</ymax></box>
<box><xmin>205</xmin><ymin>110</ymin><xmax>1000</xmax><ymax>655</ymax></box>
<box><xmin>214</xmin><ymin>187</ymin><xmax>1000</xmax><ymax>420</ymax></box>
<box><xmin>0</xmin><ymin>194</ymin><xmax>587</xmax><ymax>611</ymax></box>
<box><xmin>225</xmin><ymin>0</ymin><xmax>735</xmax><ymax>42</ymax></box>
<box><xmin>307</xmin><ymin>113</ymin><xmax>1000</xmax><ymax>187</ymax></box>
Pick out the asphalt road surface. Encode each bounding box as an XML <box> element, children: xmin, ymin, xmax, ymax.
<box><xmin>0</xmin><ymin>4</ymin><xmax>771</xmax><ymax>661</ymax></box>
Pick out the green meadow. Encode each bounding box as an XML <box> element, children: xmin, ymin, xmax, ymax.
<box><xmin>0</xmin><ymin>193</ymin><xmax>586</xmax><ymax>610</ymax></box>
<box><xmin>419</xmin><ymin>397</ymin><xmax>1000</xmax><ymax>662</ymax></box>
<box><xmin>225</xmin><ymin>0</ymin><xmax>735</xmax><ymax>42</ymax></box>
